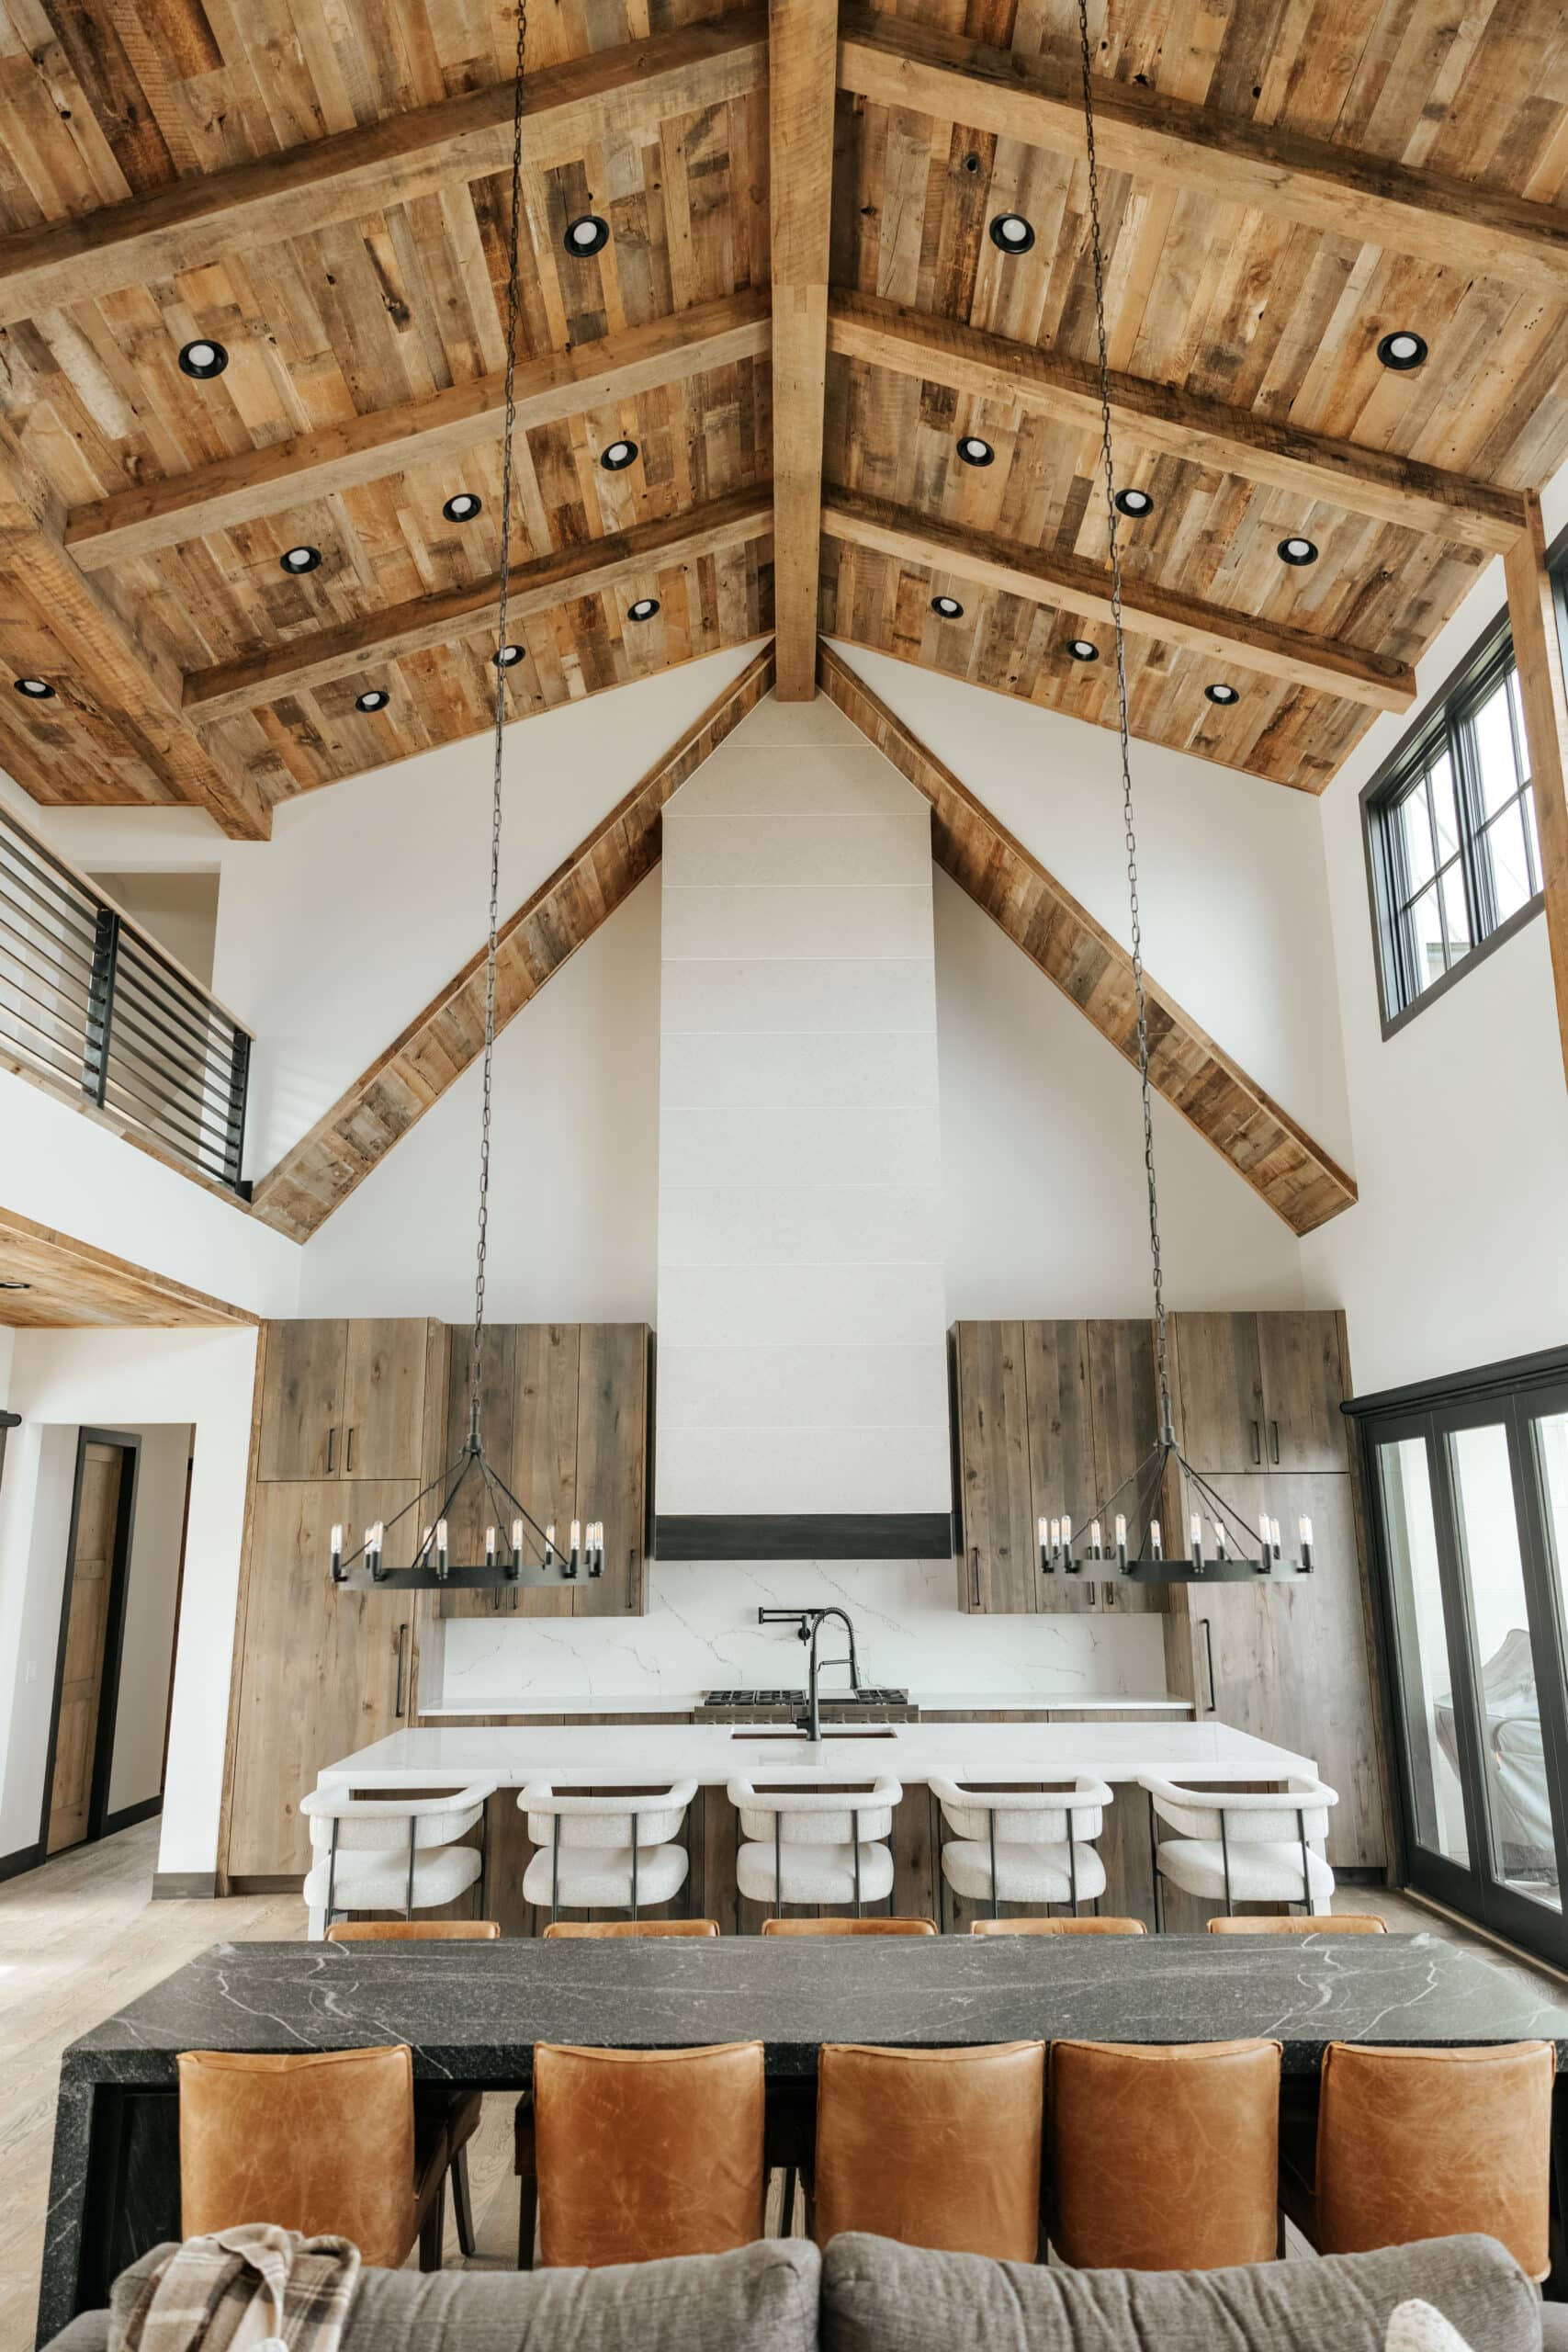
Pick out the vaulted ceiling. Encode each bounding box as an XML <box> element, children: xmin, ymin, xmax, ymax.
<box><xmin>0</xmin><ymin>0</ymin><xmax>1565</xmax><ymax>841</ymax></box>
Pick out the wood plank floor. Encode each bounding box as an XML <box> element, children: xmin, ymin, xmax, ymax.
<box><xmin>5</xmin><ymin>1821</ymin><xmax>1563</xmax><ymax>2352</ymax></box>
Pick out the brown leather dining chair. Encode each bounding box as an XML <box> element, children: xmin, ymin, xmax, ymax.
<box><xmin>1208</xmin><ymin>1914</ymin><xmax>1386</xmax><ymax>1935</ymax></box>
<box><xmin>179</xmin><ymin>2045</ymin><xmax>456</xmax><ymax>2269</ymax></box>
<box><xmin>542</xmin><ymin>1917</ymin><xmax>719</xmax><ymax>1937</ymax></box>
<box><xmin>972</xmin><ymin>1917</ymin><xmax>1146</xmax><ymax>1935</ymax></box>
<box><xmin>528</xmin><ymin>2042</ymin><xmax>765</xmax><ymax>2267</ymax></box>
<box><xmin>1049</xmin><ymin>2038</ymin><xmax>1281</xmax><ymax>2269</ymax></box>
<box><xmin>1281</xmin><ymin>2040</ymin><xmax>1555</xmax><ymax>2280</ymax></box>
<box><xmin>328</xmin><ymin>1919</ymin><xmax>502</xmax><ymax>1940</ymax></box>
<box><xmin>814</xmin><ymin>2041</ymin><xmax>1045</xmax><ymax>2258</ymax></box>
<box><xmin>761</xmin><ymin>1916</ymin><xmax>937</xmax><ymax>1935</ymax></box>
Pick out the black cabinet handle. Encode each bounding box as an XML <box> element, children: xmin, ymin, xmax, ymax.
<box><xmin>1250</xmin><ymin>1419</ymin><xmax>1261</xmax><ymax>1464</ymax></box>
<box><xmin>326</xmin><ymin>1424</ymin><xmax>336</xmax><ymax>1474</ymax></box>
<box><xmin>1270</xmin><ymin>1419</ymin><xmax>1280</xmax><ymax>1466</ymax></box>
<box><xmin>1199</xmin><ymin>1618</ymin><xmax>1217</xmax><ymax>1714</ymax></box>
<box><xmin>345</xmin><ymin>1425</ymin><xmax>355</xmax><ymax>1472</ymax></box>
<box><xmin>394</xmin><ymin>1623</ymin><xmax>409</xmax><ymax>1717</ymax></box>
<box><xmin>971</xmin><ymin>1546</ymin><xmax>982</xmax><ymax>1609</ymax></box>
<box><xmin>626</xmin><ymin>1549</ymin><xmax>638</xmax><ymax>1612</ymax></box>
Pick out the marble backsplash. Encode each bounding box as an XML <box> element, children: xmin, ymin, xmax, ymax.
<box><xmin>426</xmin><ymin>1557</ymin><xmax>1168</xmax><ymax>1711</ymax></box>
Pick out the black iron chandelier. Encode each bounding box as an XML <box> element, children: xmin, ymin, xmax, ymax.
<box><xmin>332</xmin><ymin>0</ymin><xmax>599</xmax><ymax>1594</ymax></box>
<box><xmin>1036</xmin><ymin>4</ymin><xmax>1313</xmax><ymax>1590</ymax></box>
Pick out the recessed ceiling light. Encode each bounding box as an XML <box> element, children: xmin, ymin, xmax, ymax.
<box><xmin>565</xmin><ymin>213</ymin><xmax>610</xmax><ymax>256</ymax></box>
<box><xmin>14</xmin><ymin>676</ymin><xmax>54</xmax><ymax>698</ymax></box>
<box><xmin>931</xmin><ymin>594</ymin><xmax>964</xmax><ymax>619</ymax></box>
<box><xmin>1278</xmin><ymin>535</ymin><xmax>1318</xmax><ymax>566</ymax></box>
<box><xmin>626</xmin><ymin>596</ymin><xmax>660</xmax><ymax>621</ymax></box>
<box><xmin>1377</xmin><ymin>330</ymin><xmax>1427</xmax><ymax>371</ymax></box>
<box><xmin>443</xmin><ymin>492</ymin><xmax>482</xmax><ymax>522</ymax></box>
<box><xmin>988</xmin><ymin>213</ymin><xmax>1035</xmax><ymax>254</ymax></box>
<box><xmin>355</xmin><ymin>687</ymin><xmax>390</xmax><ymax>713</ymax></box>
<box><xmin>178</xmin><ymin>339</ymin><xmax>229</xmax><ymax>379</ymax></box>
<box><xmin>600</xmin><ymin>438</ymin><xmax>638</xmax><ymax>472</ymax></box>
<box><xmin>1205</xmin><ymin>682</ymin><xmax>1240</xmax><ymax>706</ymax></box>
<box><xmin>493</xmin><ymin>643</ymin><xmax>525</xmax><ymax>668</ymax></box>
<box><xmin>280</xmin><ymin>545</ymin><xmax>321</xmax><ymax>574</ymax></box>
<box><xmin>1115</xmin><ymin>487</ymin><xmax>1154</xmax><ymax>517</ymax></box>
<box><xmin>1067</xmin><ymin>639</ymin><xmax>1099</xmax><ymax>663</ymax></box>
<box><xmin>956</xmin><ymin>435</ymin><xmax>995</xmax><ymax>468</ymax></box>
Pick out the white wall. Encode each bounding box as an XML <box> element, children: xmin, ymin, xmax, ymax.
<box><xmin>1302</xmin><ymin>469</ymin><xmax>1568</xmax><ymax>1396</ymax></box>
<box><xmin>107</xmin><ymin>1423</ymin><xmax>192</xmax><ymax>1816</ymax></box>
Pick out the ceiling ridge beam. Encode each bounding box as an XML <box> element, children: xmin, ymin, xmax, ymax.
<box><xmin>768</xmin><ymin>0</ymin><xmax>836</xmax><ymax>699</ymax></box>
<box><xmin>821</xmin><ymin>486</ymin><xmax>1415</xmax><ymax>712</ymax></box>
<box><xmin>183</xmin><ymin>487</ymin><xmax>775</xmax><ymax>720</ymax></box>
<box><xmin>67</xmin><ymin>292</ymin><xmax>773</xmax><ymax>571</ymax></box>
<box><xmin>836</xmin><ymin>9</ymin><xmax>1568</xmax><ymax>302</ymax></box>
<box><xmin>816</xmin><ymin>639</ymin><xmax>1357</xmax><ymax>1236</ymax></box>
<box><xmin>250</xmin><ymin>642</ymin><xmax>777</xmax><ymax>1241</ymax></box>
<box><xmin>829</xmin><ymin>291</ymin><xmax>1527</xmax><ymax>556</ymax></box>
<box><xmin>0</xmin><ymin>12</ymin><xmax>768</xmax><ymax>329</ymax></box>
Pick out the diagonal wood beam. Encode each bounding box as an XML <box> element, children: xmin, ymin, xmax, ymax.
<box><xmin>837</xmin><ymin>10</ymin><xmax>1568</xmax><ymax>303</ymax></box>
<box><xmin>0</xmin><ymin>14</ymin><xmax>768</xmax><ymax>329</ymax></box>
<box><xmin>829</xmin><ymin>292</ymin><xmax>1527</xmax><ymax>557</ymax></box>
<box><xmin>0</xmin><ymin>1203</ymin><xmax>253</xmax><ymax>1327</ymax></box>
<box><xmin>250</xmin><ymin>643</ymin><xmax>777</xmax><ymax>1240</ymax></box>
<box><xmin>0</xmin><ymin>424</ymin><xmax>271</xmax><ymax>839</ymax></box>
<box><xmin>822</xmin><ymin>487</ymin><xmax>1414</xmax><ymax>712</ymax></box>
<box><xmin>768</xmin><ymin>0</ymin><xmax>836</xmax><ymax>700</ymax></box>
<box><xmin>183</xmin><ymin>489</ymin><xmax>774</xmax><ymax>720</ymax></box>
<box><xmin>67</xmin><ymin>293</ymin><xmax>773</xmax><ymax>571</ymax></box>
<box><xmin>1503</xmin><ymin>493</ymin><xmax>1568</xmax><ymax>1095</ymax></box>
<box><xmin>818</xmin><ymin>641</ymin><xmax>1356</xmax><ymax>1235</ymax></box>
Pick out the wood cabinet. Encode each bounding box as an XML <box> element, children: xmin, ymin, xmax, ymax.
<box><xmin>257</xmin><ymin>1318</ymin><xmax>435</xmax><ymax>1481</ymax></box>
<box><xmin>1172</xmin><ymin>1309</ymin><xmax>1348</xmax><ymax>1475</ymax></box>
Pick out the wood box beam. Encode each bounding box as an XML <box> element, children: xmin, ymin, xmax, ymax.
<box><xmin>184</xmin><ymin>490</ymin><xmax>774</xmax><ymax>720</ymax></box>
<box><xmin>836</xmin><ymin>10</ymin><xmax>1568</xmax><ymax>302</ymax></box>
<box><xmin>822</xmin><ymin>489</ymin><xmax>1416</xmax><ymax>713</ymax></box>
<box><xmin>1503</xmin><ymin>492</ymin><xmax>1568</xmax><ymax>1093</ymax></box>
<box><xmin>66</xmin><ymin>294</ymin><xmax>773</xmax><ymax>572</ymax></box>
<box><xmin>250</xmin><ymin>645</ymin><xmax>777</xmax><ymax>1240</ymax></box>
<box><xmin>818</xmin><ymin>641</ymin><xmax>1358</xmax><ymax>1236</ymax></box>
<box><xmin>768</xmin><ymin>0</ymin><xmax>837</xmax><ymax>700</ymax></box>
<box><xmin>0</xmin><ymin>1204</ymin><xmax>254</xmax><ymax>1328</ymax></box>
<box><xmin>0</xmin><ymin>14</ymin><xmax>768</xmax><ymax>330</ymax></box>
<box><xmin>829</xmin><ymin>293</ymin><xmax>1527</xmax><ymax>558</ymax></box>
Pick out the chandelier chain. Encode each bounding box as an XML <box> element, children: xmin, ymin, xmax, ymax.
<box><xmin>469</xmin><ymin>0</ymin><xmax>529</xmax><ymax>1440</ymax></box>
<box><xmin>1075</xmin><ymin>0</ymin><xmax>1173</xmax><ymax>1441</ymax></box>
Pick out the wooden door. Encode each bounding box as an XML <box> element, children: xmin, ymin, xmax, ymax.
<box><xmin>1085</xmin><ymin>1319</ymin><xmax>1162</xmax><ymax>1613</ymax></box>
<box><xmin>45</xmin><ymin>1442</ymin><xmax>129</xmax><ymax>1856</ymax></box>
<box><xmin>1023</xmin><ymin>1322</ymin><xmax>1093</xmax><ymax>1616</ymax></box>
<box><xmin>575</xmin><ymin>1324</ymin><xmax>647</xmax><ymax>1617</ymax></box>
<box><xmin>953</xmin><ymin>1322</ymin><xmax>1036</xmax><ymax>1613</ymax></box>
<box><xmin>341</xmin><ymin>1319</ymin><xmax>433</xmax><ymax>1479</ymax></box>
<box><xmin>1171</xmin><ymin>1312</ymin><xmax>1266</xmax><ymax>1471</ymax></box>
<box><xmin>517</xmin><ymin>1323</ymin><xmax>579</xmax><ymax>1619</ymax></box>
<box><xmin>1257</xmin><ymin>1313</ymin><xmax>1349</xmax><ymax>1474</ymax></box>
<box><xmin>257</xmin><ymin>1321</ymin><xmax>346</xmax><ymax>1480</ymax></box>
<box><xmin>226</xmin><ymin>1477</ymin><xmax>416</xmax><ymax>1877</ymax></box>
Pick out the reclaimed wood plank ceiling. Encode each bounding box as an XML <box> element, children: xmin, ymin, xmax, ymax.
<box><xmin>0</xmin><ymin>0</ymin><xmax>1563</xmax><ymax>833</ymax></box>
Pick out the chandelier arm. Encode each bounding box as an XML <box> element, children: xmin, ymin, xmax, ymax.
<box><xmin>1129</xmin><ymin>1441</ymin><xmax>1172</xmax><ymax>1560</ymax></box>
<box><xmin>1066</xmin><ymin>1439</ymin><xmax>1166</xmax><ymax>1538</ymax></box>
<box><xmin>1075</xmin><ymin>0</ymin><xmax>1173</xmax><ymax>1446</ymax></box>
<box><xmin>467</xmin><ymin>0</ymin><xmax>529</xmax><ymax>1444</ymax></box>
<box><xmin>334</xmin><ymin>1452</ymin><xmax>471</xmax><ymax>1569</ymax></box>
<box><xmin>1182</xmin><ymin>1462</ymin><xmax>1279</xmax><ymax>1555</ymax></box>
<box><xmin>475</xmin><ymin>1460</ymin><xmax>560</xmax><ymax>1551</ymax></box>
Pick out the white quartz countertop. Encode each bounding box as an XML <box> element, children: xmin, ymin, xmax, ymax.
<box><xmin>413</xmin><ymin>1690</ymin><xmax>1194</xmax><ymax>1718</ymax></box>
<box><xmin>320</xmin><ymin>1717</ymin><xmax>1312</xmax><ymax>1790</ymax></box>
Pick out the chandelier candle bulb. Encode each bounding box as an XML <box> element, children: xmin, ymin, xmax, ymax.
<box><xmin>1115</xmin><ymin>1513</ymin><xmax>1128</xmax><ymax>1571</ymax></box>
<box><xmin>1271</xmin><ymin>1518</ymin><xmax>1282</xmax><ymax>1558</ymax></box>
<box><xmin>1038</xmin><ymin>1515</ymin><xmax>1054</xmax><ymax>1574</ymax></box>
<box><xmin>1213</xmin><ymin>1519</ymin><xmax>1227</xmax><ymax>1559</ymax></box>
<box><xmin>1300</xmin><ymin>1515</ymin><xmax>1315</xmax><ymax>1572</ymax></box>
<box><xmin>435</xmin><ymin>1519</ymin><xmax>448</xmax><ymax>1579</ymax></box>
<box><xmin>1190</xmin><ymin>1511</ymin><xmax>1204</xmax><ymax>1569</ymax></box>
<box><xmin>485</xmin><ymin>1526</ymin><xmax>496</xmax><ymax>1566</ymax></box>
<box><xmin>1089</xmin><ymin>1519</ymin><xmax>1102</xmax><ymax>1558</ymax></box>
<box><xmin>1150</xmin><ymin>1519</ymin><xmax>1163</xmax><ymax>1560</ymax></box>
<box><xmin>330</xmin><ymin>1524</ymin><xmax>343</xmax><ymax>1577</ymax></box>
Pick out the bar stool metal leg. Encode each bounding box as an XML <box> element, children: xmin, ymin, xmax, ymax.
<box><xmin>405</xmin><ymin>1816</ymin><xmax>417</xmax><ymax>1921</ymax></box>
<box><xmin>631</xmin><ymin>1831</ymin><xmax>639</xmax><ymax>1922</ymax></box>
<box><xmin>325</xmin><ymin>1818</ymin><xmax>340</xmax><ymax>1930</ymax></box>
<box><xmin>551</xmin><ymin>1812</ymin><xmax>560</xmax><ymax>1925</ymax></box>
<box><xmin>1147</xmin><ymin>1790</ymin><xmax>1163</xmax><ymax>1932</ymax></box>
<box><xmin>853</xmin><ymin>1826</ymin><xmax>862</xmax><ymax>1918</ymax></box>
<box><xmin>1220</xmin><ymin>1810</ymin><xmax>1234</xmax><ymax>1917</ymax></box>
<box><xmin>775</xmin><ymin>1813</ymin><xmax>783</xmax><ymax>1922</ymax></box>
<box><xmin>988</xmin><ymin>1807</ymin><xmax>999</xmax><ymax>1921</ymax></box>
<box><xmin>1297</xmin><ymin>1806</ymin><xmax>1310</xmax><ymax>1918</ymax></box>
<box><xmin>1068</xmin><ymin>1823</ymin><xmax>1078</xmax><ymax>1917</ymax></box>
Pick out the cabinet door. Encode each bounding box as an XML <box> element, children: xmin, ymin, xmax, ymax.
<box><xmin>431</xmin><ymin>1324</ymin><xmax>518</xmax><ymax>1622</ymax></box>
<box><xmin>1024</xmin><ymin>1322</ymin><xmax>1093</xmax><ymax>1615</ymax></box>
<box><xmin>257</xmin><ymin>1322</ymin><xmax>346</xmax><ymax>1480</ymax></box>
<box><xmin>1172</xmin><ymin>1312</ymin><xmax>1265</xmax><ymax>1472</ymax></box>
<box><xmin>953</xmin><ymin>1322</ymin><xmax>1036</xmax><ymax>1613</ymax></box>
<box><xmin>341</xmin><ymin>1319</ymin><xmax>433</xmax><ymax>1479</ymax></box>
<box><xmin>226</xmin><ymin>1478</ymin><xmax>416</xmax><ymax>1876</ymax></box>
<box><xmin>575</xmin><ymin>1324</ymin><xmax>647</xmax><ymax>1618</ymax></box>
<box><xmin>1085</xmin><ymin>1319</ymin><xmax>1162</xmax><ymax>1613</ymax></box>
<box><xmin>514</xmin><ymin>1323</ymin><xmax>579</xmax><ymax>1620</ymax></box>
<box><xmin>1258</xmin><ymin>1313</ymin><xmax>1348</xmax><ymax>1474</ymax></box>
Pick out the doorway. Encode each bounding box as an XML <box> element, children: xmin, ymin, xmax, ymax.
<box><xmin>1355</xmin><ymin>1351</ymin><xmax>1568</xmax><ymax>1972</ymax></box>
<box><xmin>38</xmin><ymin>1429</ymin><xmax>141</xmax><ymax>1859</ymax></box>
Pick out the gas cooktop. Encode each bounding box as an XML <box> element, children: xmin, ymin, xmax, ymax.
<box><xmin>701</xmin><ymin>1688</ymin><xmax>909</xmax><ymax>1707</ymax></box>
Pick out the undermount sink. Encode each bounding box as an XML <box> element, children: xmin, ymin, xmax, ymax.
<box><xmin>730</xmin><ymin>1727</ymin><xmax>898</xmax><ymax>1740</ymax></box>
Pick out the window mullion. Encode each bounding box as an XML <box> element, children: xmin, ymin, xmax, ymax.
<box><xmin>1451</xmin><ymin>705</ymin><xmax>1495</xmax><ymax>944</ymax></box>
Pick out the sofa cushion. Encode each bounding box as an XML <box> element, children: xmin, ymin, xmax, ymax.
<box><xmin>820</xmin><ymin>2232</ymin><xmax>1540</xmax><ymax>2352</ymax></box>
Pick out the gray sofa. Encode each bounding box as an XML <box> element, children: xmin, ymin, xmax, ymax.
<box><xmin>45</xmin><ymin>2232</ymin><xmax>1563</xmax><ymax>2352</ymax></box>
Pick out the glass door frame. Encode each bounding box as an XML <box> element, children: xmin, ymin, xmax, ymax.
<box><xmin>1354</xmin><ymin>1350</ymin><xmax>1568</xmax><ymax>1973</ymax></box>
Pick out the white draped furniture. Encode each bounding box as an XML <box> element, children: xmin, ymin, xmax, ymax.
<box><xmin>299</xmin><ymin>1781</ymin><xmax>495</xmax><ymax>1939</ymax></box>
<box><xmin>728</xmin><ymin>1776</ymin><xmax>902</xmax><ymax>1920</ymax></box>
<box><xmin>1140</xmin><ymin>1772</ymin><xmax>1338</xmax><ymax>1924</ymax></box>
<box><xmin>931</xmin><ymin>1776</ymin><xmax>1114</xmax><ymax>1926</ymax></box>
<box><xmin>518</xmin><ymin>1780</ymin><xmax>697</xmax><ymax>1924</ymax></box>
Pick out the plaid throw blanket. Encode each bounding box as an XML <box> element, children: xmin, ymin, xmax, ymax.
<box><xmin>108</xmin><ymin>2228</ymin><xmax>362</xmax><ymax>2352</ymax></box>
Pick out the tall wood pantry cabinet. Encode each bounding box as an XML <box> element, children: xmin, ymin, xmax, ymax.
<box><xmin>221</xmin><ymin>1317</ymin><xmax>650</xmax><ymax>1886</ymax></box>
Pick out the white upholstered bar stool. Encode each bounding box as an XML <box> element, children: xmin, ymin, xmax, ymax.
<box><xmin>1141</xmin><ymin>1773</ymin><xmax>1338</xmax><ymax>1927</ymax></box>
<box><xmin>519</xmin><ymin>1781</ymin><xmax>696</xmax><ymax>1926</ymax></box>
<box><xmin>930</xmin><ymin>1777</ymin><xmax>1113</xmax><ymax>1928</ymax></box>
<box><xmin>728</xmin><ymin>1778</ymin><xmax>902</xmax><ymax>1923</ymax></box>
<box><xmin>299</xmin><ymin>1782</ymin><xmax>495</xmax><ymax>1939</ymax></box>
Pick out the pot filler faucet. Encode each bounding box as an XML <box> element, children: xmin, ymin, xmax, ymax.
<box><xmin>756</xmin><ymin>1606</ymin><xmax>863</xmax><ymax>1741</ymax></box>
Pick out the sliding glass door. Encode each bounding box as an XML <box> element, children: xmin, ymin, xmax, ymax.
<box><xmin>1362</xmin><ymin>1370</ymin><xmax>1568</xmax><ymax>1969</ymax></box>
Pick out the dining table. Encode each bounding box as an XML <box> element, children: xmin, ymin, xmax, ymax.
<box><xmin>38</xmin><ymin>1926</ymin><xmax>1568</xmax><ymax>2344</ymax></box>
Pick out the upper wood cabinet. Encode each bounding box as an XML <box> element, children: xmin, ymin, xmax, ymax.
<box><xmin>257</xmin><ymin>1319</ymin><xmax>437</xmax><ymax>1481</ymax></box>
<box><xmin>952</xmin><ymin>1322</ymin><xmax>1036</xmax><ymax>1613</ymax></box>
<box><xmin>1172</xmin><ymin>1310</ymin><xmax>1348</xmax><ymax>1475</ymax></box>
